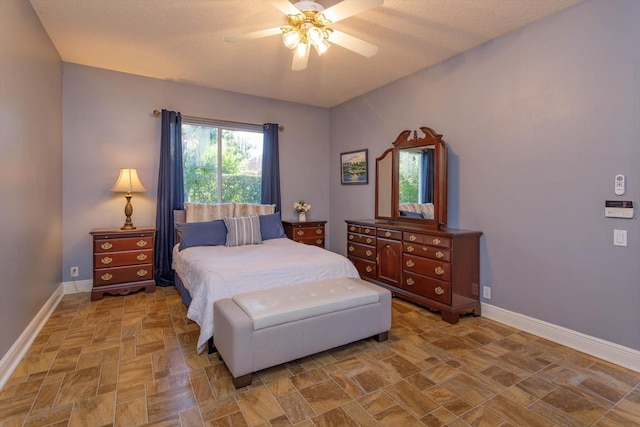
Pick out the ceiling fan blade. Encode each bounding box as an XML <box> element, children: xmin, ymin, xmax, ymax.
<box><xmin>271</xmin><ymin>0</ymin><xmax>302</xmax><ymax>16</ymax></box>
<box><xmin>323</xmin><ymin>0</ymin><xmax>383</xmax><ymax>23</ymax></box>
<box><xmin>225</xmin><ymin>26</ymin><xmax>283</xmax><ymax>42</ymax></box>
<box><xmin>328</xmin><ymin>29</ymin><xmax>378</xmax><ymax>57</ymax></box>
<box><xmin>291</xmin><ymin>43</ymin><xmax>310</xmax><ymax>71</ymax></box>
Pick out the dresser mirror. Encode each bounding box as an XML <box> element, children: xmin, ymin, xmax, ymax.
<box><xmin>375</xmin><ymin>126</ymin><xmax>448</xmax><ymax>228</ymax></box>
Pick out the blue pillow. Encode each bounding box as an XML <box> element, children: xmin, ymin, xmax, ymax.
<box><xmin>259</xmin><ymin>212</ymin><xmax>286</xmax><ymax>240</ymax></box>
<box><xmin>176</xmin><ymin>220</ymin><xmax>227</xmax><ymax>251</ymax></box>
<box><xmin>223</xmin><ymin>215</ymin><xmax>262</xmax><ymax>247</ymax></box>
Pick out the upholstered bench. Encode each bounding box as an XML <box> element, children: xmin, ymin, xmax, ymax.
<box><xmin>213</xmin><ymin>277</ymin><xmax>392</xmax><ymax>388</ymax></box>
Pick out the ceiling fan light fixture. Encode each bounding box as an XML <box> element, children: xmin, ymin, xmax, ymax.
<box><xmin>282</xmin><ymin>27</ymin><xmax>301</xmax><ymax>49</ymax></box>
<box><xmin>313</xmin><ymin>38</ymin><xmax>331</xmax><ymax>55</ymax></box>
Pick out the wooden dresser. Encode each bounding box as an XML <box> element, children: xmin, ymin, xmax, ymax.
<box><xmin>89</xmin><ymin>227</ymin><xmax>156</xmax><ymax>301</ymax></box>
<box><xmin>346</xmin><ymin>219</ymin><xmax>481</xmax><ymax>323</ymax></box>
<box><xmin>282</xmin><ymin>220</ymin><xmax>326</xmax><ymax>248</ymax></box>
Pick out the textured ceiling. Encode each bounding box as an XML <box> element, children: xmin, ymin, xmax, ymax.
<box><xmin>29</xmin><ymin>0</ymin><xmax>582</xmax><ymax>108</ymax></box>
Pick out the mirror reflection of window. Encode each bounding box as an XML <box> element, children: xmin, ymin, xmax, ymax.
<box><xmin>399</xmin><ymin>147</ymin><xmax>434</xmax><ymax>204</ymax></box>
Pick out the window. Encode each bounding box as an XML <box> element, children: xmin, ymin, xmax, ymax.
<box><xmin>182</xmin><ymin>119</ymin><xmax>263</xmax><ymax>203</ymax></box>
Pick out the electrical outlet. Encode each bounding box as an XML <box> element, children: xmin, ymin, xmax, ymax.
<box><xmin>482</xmin><ymin>285</ymin><xmax>491</xmax><ymax>299</ymax></box>
<box><xmin>70</xmin><ymin>266</ymin><xmax>79</xmax><ymax>278</ymax></box>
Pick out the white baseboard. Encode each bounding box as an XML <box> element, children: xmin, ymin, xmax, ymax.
<box><xmin>62</xmin><ymin>279</ymin><xmax>92</xmax><ymax>294</ymax></box>
<box><xmin>0</xmin><ymin>284</ymin><xmax>64</xmax><ymax>390</ymax></box>
<box><xmin>482</xmin><ymin>303</ymin><xmax>640</xmax><ymax>373</ymax></box>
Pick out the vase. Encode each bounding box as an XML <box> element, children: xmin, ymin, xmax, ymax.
<box><xmin>298</xmin><ymin>212</ymin><xmax>306</xmax><ymax>222</ymax></box>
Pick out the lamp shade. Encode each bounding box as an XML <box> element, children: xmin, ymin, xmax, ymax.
<box><xmin>110</xmin><ymin>168</ymin><xmax>146</xmax><ymax>193</ymax></box>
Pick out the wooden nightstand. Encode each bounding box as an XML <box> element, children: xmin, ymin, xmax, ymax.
<box><xmin>89</xmin><ymin>227</ymin><xmax>156</xmax><ymax>301</ymax></box>
<box><xmin>282</xmin><ymin>220</ymin><xmax>327</xmax><ymax>248</ymax></box>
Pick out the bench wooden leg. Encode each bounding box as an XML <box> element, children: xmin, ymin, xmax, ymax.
<box><xmin>375</xmin><ymin>331</ymin><xmax>389</xmax><ymax>342</ymax></box>
<box><xmin>233</xmin><ymin>373</ymin><xmax>252</xmax><ymax>389</ymax></box>
<box><xmin>208</xmin><ymin>337</ymin><xmax>217</xmax><ymax>354</ymax></box>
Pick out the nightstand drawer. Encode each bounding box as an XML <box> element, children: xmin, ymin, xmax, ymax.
<box><xmin>94</xmin><ymin>235</ymin><xmax>154</xmax><ymax>253</ymax></box>
<box><xmin>290</xmin><ymin>227</ymin><xmax>324</xmax><ymax>238</ymax></box>
<box><xmin>94</xmin><ymin>249</ymin><xmax>153</xmax><ymax>268</ymax></box>
<box><xmin>93</xmin><ymin>264</ymin><xmax>153</xmax><ymax>286</ymax></box>
<box><xmin>292</xmin><ymin>236</ymin><xmax>325</xmax><ymax>247</ymax></box>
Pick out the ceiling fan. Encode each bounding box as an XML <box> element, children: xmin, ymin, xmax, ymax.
<box><xmin>225</xmin><ymin>0</ymin><xmax>383</xmax><ymax>71</ymax></box>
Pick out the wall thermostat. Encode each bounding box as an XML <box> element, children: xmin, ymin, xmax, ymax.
<box><xmin>615</xmin><ymin>174</ymin><xmax>625</xmax><ymax>195</ymax></box>
<box><xmin>604</xmin><ymin>200</ymin><xmax>634</xmax><ymax>218</ymax></box>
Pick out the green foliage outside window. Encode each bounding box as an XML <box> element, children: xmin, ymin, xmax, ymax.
<box><xmin>399</xmin><ymin>150</ymin><xmax>419</xmax><ymax>203</ymax></box>
<box><xmin>182</xmin><ymin>124</ymin><xmax>262</xmax><ymax>204</ymax></box>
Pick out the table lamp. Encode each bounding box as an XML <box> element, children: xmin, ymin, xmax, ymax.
<box><xmin>111</xmin><ymin>168</ymin><xmax>146</xmax><ymax>230</ymax></box>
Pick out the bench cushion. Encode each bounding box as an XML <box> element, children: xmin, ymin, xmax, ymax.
<box><xmin>232</xmin><ymin>277</ymin><xmax>380</xmax><ymax>330</ymax></box>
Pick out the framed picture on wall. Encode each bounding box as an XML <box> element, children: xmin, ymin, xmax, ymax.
<box><xmin>340</xmin><ymin>149</ymin><xmax>368</xmax><ymax>185</ymax></box>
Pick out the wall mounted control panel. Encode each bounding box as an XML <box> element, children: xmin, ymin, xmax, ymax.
<box><xmin>604</xmin><ymin>200</ymin><xmax>634</xmax><ymax>218</ymax></box>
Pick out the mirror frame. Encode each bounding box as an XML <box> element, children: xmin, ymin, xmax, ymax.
<box><xmin>376</xmin><ymin>126</ymin><xmax>448</xmax><ymax>228</ymax></box>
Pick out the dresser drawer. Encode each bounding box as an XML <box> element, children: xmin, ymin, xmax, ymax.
<box><xmin>402</xmin><ymin>271</ymin><xmax>451</xmax><ymax>304</ymax></box>
<box><xmin>347</xmin><ymin>232</ymin><xmax>376</xmax><ymax>246</ymax></box>
<box><xmin>348</xmin><ymin>256</ymin><xmax>376</xmax><ymax>279</ymax></box>
<box><xmin>377</xmin><ymin>228</ymin><xmax>402</xmax><ymax>240</ymax></box>
<box><xmin>403</xmin><ymin>254</ymin><xmax>450</xmax><ymax>281</ymax></box>
<box><xmin>347</xmin><ymin>242</ymin><xmax>376</xmax><ymax>261</ymax></box>
<box><xmin>94</xmin><ymin>249</ymin><xmax>153</xmax><ymax>268</ymax></box>
<box><xmin>94</xmin><ymin>236</ymin><xmax>154</xmax><ymax>253</ymax></box>
<box><xmin>403</xmin><ymin>243</ymin><xmax>450</xmax><ymax>262</ymax></box>
<box><xmin>93</xmin><ymin>264</ymin><xmax>154</xmax><ymax>286</ymax></box>
<box><xmin>403</xmin><ymin>232</ymin><xmax>450</xmax><ymax>249</ymax></box>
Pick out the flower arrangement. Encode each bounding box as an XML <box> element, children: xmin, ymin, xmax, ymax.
<box><xmin>294</xmin><ymin>200</ymin><xmax>311</xmax><ymax>213</ymax></box>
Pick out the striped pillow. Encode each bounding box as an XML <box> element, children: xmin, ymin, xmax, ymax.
<box><xmin>223</xmin><ymin>214</ymin><xmax>262</xmax><ymax>247</ymax></box>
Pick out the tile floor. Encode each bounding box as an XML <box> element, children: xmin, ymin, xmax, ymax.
<box><xmin>1</xmin><ymin>286</ymin><xmax>639</xmax><ymax>426</ymax></box>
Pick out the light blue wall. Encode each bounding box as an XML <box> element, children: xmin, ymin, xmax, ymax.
<box><xmin>329</xmin><ymin>0</ymin><xmax>640</xmax><ymax>349</ymax></box>
<box><xmin>0</xmin><ymin>0</ymin><xmax>62</xmax><ymax>358</ymax></box>
<box><xmin>62</xmin><ymin>64</ymin><xmax>331</xmax><ymax>284</ymax></box>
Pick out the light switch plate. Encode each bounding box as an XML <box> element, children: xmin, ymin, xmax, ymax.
<box><xmin>614</xmin><ymin>229</ymin><xmax>627</xmax><ymax>247</ymax></box>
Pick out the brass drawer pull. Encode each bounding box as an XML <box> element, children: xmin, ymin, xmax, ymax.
<box><xmin>406</xmin><ymin>260</ymin><xmax>415</xmax><ymax>268</ymax></box>
<box><xmin>432</xmin><ymin>238</ymin><xmax>441</xmax><ymax>245</ymax></box>
<box><xmin>348</xmin><ymin>245</ymin><xmax>354</xmax><ymax>252</ymax></box>
<box><xmin>384</xmin><ymin>231</ymin><xmax>391</xmax><ymax>237</ymax></box>
<box><xmin>350</xmin><ymin>226</ymin><xmax>356</xmax><ymax>231</ymax></box>
<box><xmin>365</xmin><ymin>266</ymin><xmax>373</xmax><ymax>273</ymax></box>
<box><xmin>422</xmin><ymin>247</ymin><xmax>428</xmax><ymax>252</ymax></box>
<box><xmin>365</xmin><ymin>229</ymin><xmax>371</xmax><ymax>234</ymax></box>
<box><xmin>101</xmin><ymin>273</ymin><xmax>113</xmax><ymax>281</ymax></box>
<box><xmin>366</xmin><ymin>238</ymin><xmax>372</xmax><ymax>244</ymax></box>
<box><xmin>348</xmin><ymin>234</ymin><xmax>354</xmax><ymax>240</ymax></box>
<box><xmin>137</xmin><ymin>269</ymin><xmax>148</xmax><ymax>277</ymax></box>
<box><xmin>406</xmin><ymin>245</ymin><xmax>414</xmax><ymax>253</ymax></box>
<box><xmin>435</xmin><ymin>286</ymin><xmax>444</xmax><ymax>295</ymax></box>
<box><xmin>406</xmin><ymin>278</ymin><xmax>414</xmax><ymax>286</ymax></box>
<box><xmin>435</xmin><ymin>251</ymin><xmax>444</xmax><ymax>259</ymax></box>
<box><xmin>101</xmin><ymin>242</ymin><xmax>113</xmax><ymax>250</ymax></box>
<box><xmin>316</xmin><ymin>229</ymin><xmax>322</xmax><ymax>235</ymax></box>
<box><xmin>136</xmin><ymin>240</ymin><xmax>147</xmax><ymax>247</ymax></box>
<box><xmin>316</xmin><ymin>239</ymin><xmax>322</xmax><ymax>245</ymax></box>
<box><xmin>409</xmin><ymin>235</ymin><xmax>416</xmax><ymax>242</ymax></box>
<box><xmin>100</xmin><ymin>256</ymin><xmax>113</xmax><ymax>265</ymax></box>
<box><xmin>137</xmin><ymin>253</ymin><xmax>148</xmax><ymax>261</ymax></box>
<box><xmin>365</xmin><ymin>250</ymin><xmax>372</xmax><ymax>257</ymax></box>
<box><xmin>297</xmin><ymin>230</ymin><xmax>304</xmax><ymax>236</ymax></box>
<box><xmin>435</xmin><ymin>267</ymin><xmax>444</xmax><ymax>275</ymax></box>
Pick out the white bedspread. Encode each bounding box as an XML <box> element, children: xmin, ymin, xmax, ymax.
<box><xmin>173</xmin><ymin>238</ymin><xmax>360</xmax><ymax>353</ymax></box>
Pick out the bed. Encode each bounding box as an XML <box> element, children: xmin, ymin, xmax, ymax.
<box><xmin>171</xmin><ymin>202</ymin><xmax>360</xmax><ymax>353</ymax></box>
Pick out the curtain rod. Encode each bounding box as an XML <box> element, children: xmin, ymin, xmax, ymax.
<box><xmin>153</xmin><ymin>110</ymin><xmax>283</xmax><ymax>131</ymax></box>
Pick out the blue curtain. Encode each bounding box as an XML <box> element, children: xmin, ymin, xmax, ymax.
<box><xmin>420</xmin><ymin>149</ymin><xmax>435</xmax><ymax>204</ymax></box>
<box><xmin>261</xmin><ymin>123</ymin><xmax>281</xmax><ymax>212</ymax></box>
<box><xmin>154</xmin><ymin>110</ymin><xmax>184</xmax><ymax>287</ymax></box>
